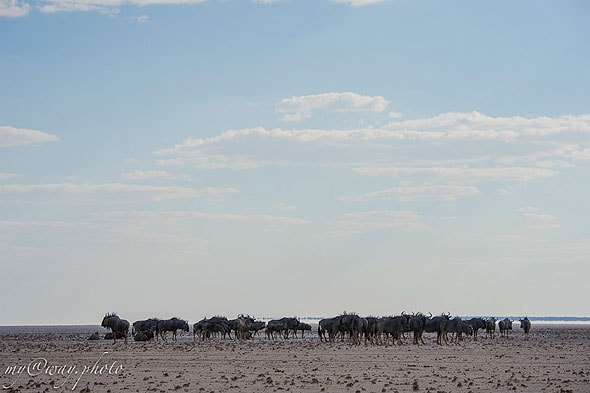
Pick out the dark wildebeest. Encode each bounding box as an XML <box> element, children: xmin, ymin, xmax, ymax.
<box><xmin>249</xmin><ymin>320</ymin><xmax>266</xmax><ymax>338</ymax></box>
<box><xmin>465</xmin><ymin>318</ymin><xmax>487</xmax><ymax>341</ymax></box>
<box><xmin>519</xmin><ymin>317</ymin><xmax>531</xmax><ymax>340</ymax></box>
<box><xmin>157</xmin><ymin>317</ymin><xmax>189</xmax><ymax>341</ymax></box>
<box><xmin>101</xmin><ymin>313</ymin><xmax>129</xmax><ymax>344</ymax></box>
<box><xmin>318</xmin><ymin>317</ymin><xmax>337</xmax><ymax>342</ymax></box>
<box><xmin>193</xmin><ymin>316</ymin><xmax>232</xmax><ymax>341</ymax></box>
<box><xmin>424</xmin><ymin>313</ymin><xmax>452</xmax><ymax>345</ymax></box>
<box><xmin>294</xmin><ymin>322</ymin><xmax>312</xmax><ymax>339</ymax></box>
<box><xmin>266</xmin><ymin>317</ymin><xmax>300</xmax><ymax>340</ymax></box>
<box><xmin>88</xmin><ymin>332</ymin><xmax>100</xmax><ymax>340</ymax></box>
<box><xmin>133</xmin><ymin>331</ymin><xmax>153</xmax><ymax>341</ymax></box>
<box><xmin>364</xmin><ymin>317</ymin><xmax>379</xmax><ymax>345</ymax></box>
<box><xmin>133</xmin><ymin>318</ymin><xmax>159</xmax><ymax>340</ymax></box>
<box><xmin>444</xmin><ymin>317</ymin><xmax>474</xmax><ymax>344</ymax></box>
<box><xmin>499</xmin><ymin>318</ymin><xmax>513</xmax><ymax>338</ymax></box>
<box><xmin>375</xmin><ymin>314</ymin><xmax>410</xmax><ymax>346</ymax></box>
<box><xmin>231</xmin><ymin>314</ymin><xmax>263</xmax><ymax>340</ymax></box>
<box><xmin>339</xmin><ymin>314</ymin><xmax>367</xmax><ymax>345</ymax></box>
<box><xmin>485</xmin><ymin>317</ymin><xmax>497</xmax><ymax>339</ymax></box>
<box><xmin>408</xmin><ymin>313</ymin><xmax>428</xmax><ymax>345</ymax></box>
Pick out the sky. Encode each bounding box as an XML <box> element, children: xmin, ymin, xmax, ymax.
<box><xmin>1</xmin><ymin>0</ymin><xmax>589</xmax><ymax>325</ymax></box>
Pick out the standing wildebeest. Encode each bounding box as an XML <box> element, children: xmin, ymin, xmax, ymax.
<box><xmin>424</xmin><ymin>313</ymin><xmax>452</xmax><ymax>345</ymax></box>
<box><xmin>193</xmin><ymin>316</ymin><xmax>232</xmax><ymax>341</ymax></box>
<box><xmin>444</xmin><ymin>317</ymin><xmax>474</xmax><ymax>344</ymax></box>
<box><xmin>340</xmin><ymin>313</ymin><xmax>367</xmax><ymax>345</ymax></box>
<box><xmin>101</xmin><ymin>313</ymin><xmax>129</xmax><ymax>344</ymax></box>
<box><xmin>157</xmin><ymin>317</ymin><xmax>189</xmax><ymax>341</ymax></box>
<box><xmin>375</xmin><ymin>314</ymin><xmax>410</xmax><ymax>346</ymax></box>
<box><xmin>266</xmin><ymin>317</ymin><xmax>300</xmax><ymax>340</ymax></box>
<box><xmin>499</xmin><ymin>318</ymin><xmax>513</xmax><ymax>338</ymax></box>
<box><xmin>408</xmin><ymin>313</ymin><xmax>428</xmax><ymax>345</ymax></box>
<box><xmin>485</xmin><ymin>317</ymin><xmax>497</xmax><ymax>339</ymax></box>
<box><xmin>465</xmin><ymin>318</ymin><xmax>487</xmax><ymax>341</ymax></box>
<box><xmin>318</xmin><ymin>317</ymin><xmax>338</xmax><ymax>342</ymax></box>
<box><xmin>519</xmin><ymin>317</ymin><xmax>531</xmax><ymax>340</ymax></box>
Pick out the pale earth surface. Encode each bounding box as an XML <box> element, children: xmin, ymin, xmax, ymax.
<box><xmin>0</xmin><ymin>325</ymin><xmax>588</xmax><ymax>393</ymax></box>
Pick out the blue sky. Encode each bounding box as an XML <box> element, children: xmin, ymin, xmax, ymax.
<box><xmin>1</xmin><ymin>0</ymin><xmax>589</xmax><ymax>325</ymax></box>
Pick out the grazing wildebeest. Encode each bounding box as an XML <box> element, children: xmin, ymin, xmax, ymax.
<box><xmin>485</xmin><ymin>317</ymin><xmax>497</xmax><ymax>339</ymax></box>
<box><xmin>294</xmin><ymin>322</ymin><xmax>312</xmax><ymax>339</ymax></box>
<box><xmin>499</xmin><ymin>318</ymin><xmax>513</xmax><ymax>338</ymax></box>
<box><xmin>465</xmin><ymin>318</ymin><xmax>487</xmax><ymax>341</ymax></box>
<box><xmin>101</xmin><ymin>313</ymin><xmax>129</xmax><ymax>344</ymax></box>
<box><xmin>519</xmin><ymin>317</ymin><xmax>531</xmax><ymax>340</ymax></box>
<box><xmin>157</xmin><ymin>317</ymin><xmax>189</xmax><ymax>341</ymax></box>
<box><xmin>424</xmin><ymin>313</ymin><xmax>452</xmax><ymax>345</ymax></box>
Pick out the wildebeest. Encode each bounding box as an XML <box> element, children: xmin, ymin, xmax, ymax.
<box><xmin>485</xmin><ymin>317</ymin><xmax>497</xmax><ymax>339</ymax></box>
<box><xmin>133</xmin><ymin>330</ymin><xmax>154</xmax><ymax>342</ymax></box>
<box><xmin>339</xmin><ymin>313</ymin><xmax>367</xmax><ymax>345</ymax></box>
<box><xmin>374</xmin><ymin>314</ymin><xmax>410</xmax><ymax>346</ymax></box>
<box><xmin>157</xmin><ymin>317</ymin><xmax>189</xmax><ymax>341</ymax></box>
<box><xmin>231</xmin><ymin>315</ymin><xmax>261</xmax><ymax>340</ymax></box>
<box><xmin>408</xmin><ymin>313</ymin><xmax>428</xmax><ymax>345</ymax></box>
<box><xmin>294</xmin><ymin>322</ymin><xmax>312</xmax><ymax>339</ymax></box>
<box><xmin>101</xmin><ymin>313</ymin><xmax>129</xmax><ymax>344</ymax></box>
<box><xmin>465</xmin><ymin>318</ymin><xmax>487</xmax><ymax>341</ymax></box>
<box><xmin>444</xmin><ymin>317</ymin><xmax>474</xmax><ymax>344</ymax></box>
<box><xmin>318</xmin><ymin>317</ymin><xmax>338</xmax><ymax>342</ymax></box>
<box><xmin>87</xmin><ymin>332</ymin><xmax>100</xmax><ymax>340</ymax></box>
<box><xmin>519</xmin><ymin>317</ymin><xmax>531</xmax><ymax>340</ymax></box>
<box><xmin>266</xmin><ymin>317</ymin><xmax>300</xmax><ymax>340</ymax></box>
<box><xmin>132</xmin><ymin>318</ymin><xmax>159</xmax><ymax>340</ymax></box>
<box><xmin>424</xmin><ymin>313</ymin><xmax>452</xmax><ymax>345</ymax></box>
<box><xmin>499</xmin><ymin>318</ymin><xmax>513</xmax><ymax>338</ymax></box>
<box><xmin>193</xmin><ymin>316</ymin><xmax>232</xmax><ymax>341</ymax></box>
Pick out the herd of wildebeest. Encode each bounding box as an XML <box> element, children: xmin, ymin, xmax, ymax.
<box><xmin>97</xmin><ymin>312</ymin><xmax>532</xmax><ymax>346</ymax></box>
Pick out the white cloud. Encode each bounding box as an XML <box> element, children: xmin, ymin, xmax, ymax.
<box><xmin>275</xmin><ymin>92</ymin><xmax>389</xmax><ymax>122</ymax></box>
<box><xmin>0</xmin><ymin>126</ymin><xmax>59</xmax><ymax>147</ymax></box>
<box><xmin>103</xmin><ymin>209</ymin><xmax>310</xmax><ymax>226</ymax></box>
<box><xmin>342</xmin><ymin>185</ymin><xmax>481</xmax><ymax>202</ymax></box>
<box><xmin>385</xmin><ymin>111</ymin><xmax>590</xmax><ymax>140</ymax></box>
<box><xmin>0</xmin><ymin>0</ymin><xmax>30</xmax><ymax>17</ymax></box>
<box><xmin>330</xmin><ymin>0</ymin><xmax>388</xmax><ymax>7</ymax></box>
<box><xmin>121</xmin><ymin>170</ymin><xmax>186</xmax><ymax>180</ymax></box>
<box><xmin>131</xmin><ymin>13</ymin><xmax>148</xmax><ymax>22</ymax></box>
<box><xmin>330</xmin><ymin>210</ymin><xmax>427</xmax><ymax>237</ymax></box>
<box><xmin>0</xmin><ymin>182</ymin><xmax>237</xmax><ymax>202</ymax></box>
<box><xmin>517</xmin><ymin>207</ymin><xmax>560</xmax><ymax>230</ymax></box>
<box><xmin>353</xmin><ymin>166</ymin><xmax>557</xmax><ymax>182</ymax></box>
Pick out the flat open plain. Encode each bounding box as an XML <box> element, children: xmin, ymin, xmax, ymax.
<box><xmin>1</xmin><ymin>325</ymin><xmax>588</xmax><ymax>393</ymax></box>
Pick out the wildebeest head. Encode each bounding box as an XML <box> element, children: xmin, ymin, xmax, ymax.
<box><xmin>102</xmin><ymin>313</ymin><xmax>119</xmax><ymax>329</ymax></box>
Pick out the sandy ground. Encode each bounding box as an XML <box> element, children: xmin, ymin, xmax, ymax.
<box><xmin>1</xmin><ymin>325</ymin><xmax>589</xmax><ymax>393</ymax></box>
